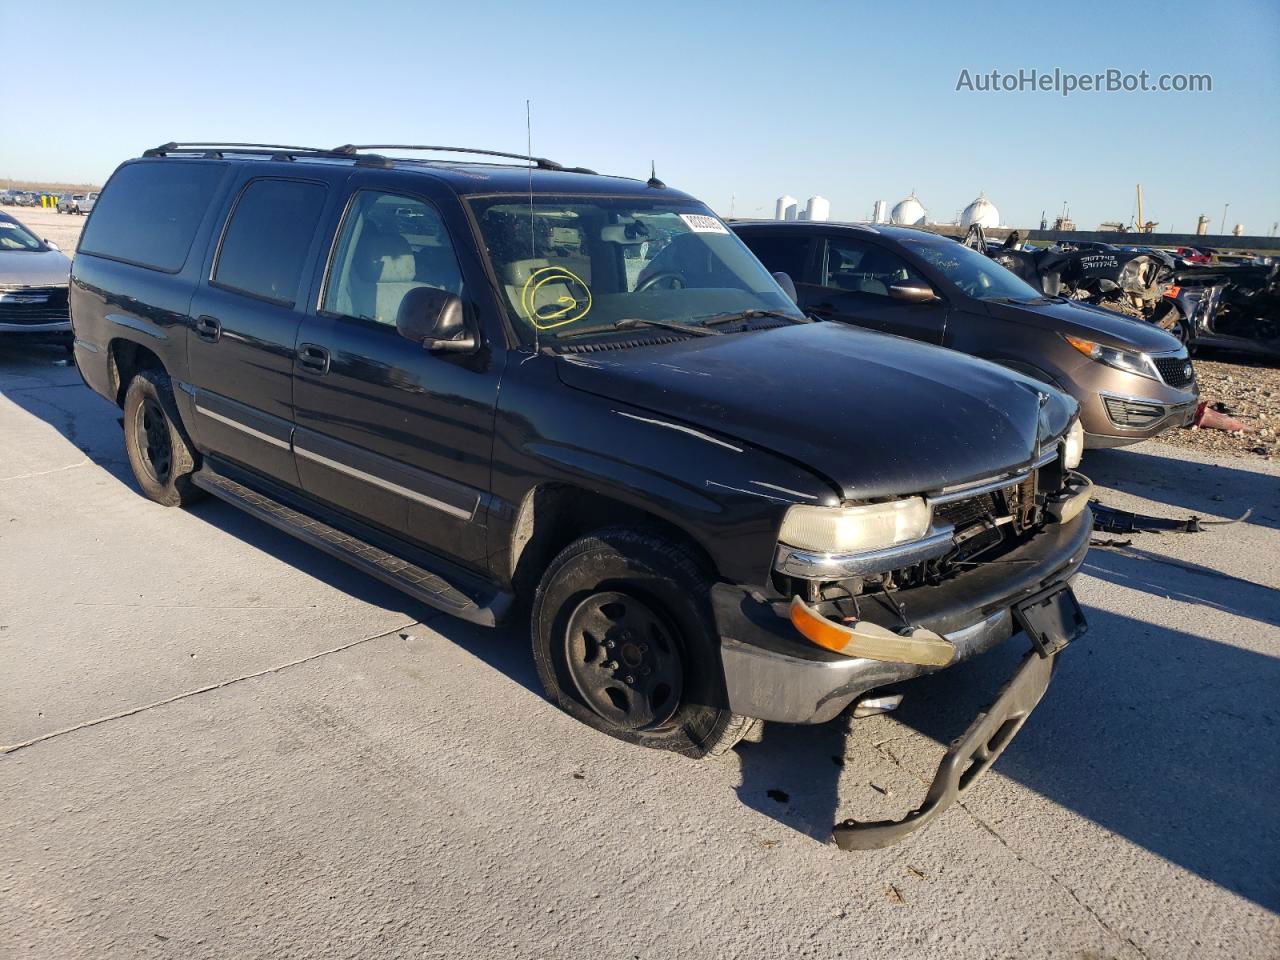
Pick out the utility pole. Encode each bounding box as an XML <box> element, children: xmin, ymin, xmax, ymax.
<box><xmin>1220</xmin><ymin>202</ymin><xmax>1230</xmax><ymax>235</ymax></box>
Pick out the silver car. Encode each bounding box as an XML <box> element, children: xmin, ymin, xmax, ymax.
<box><xmin>0</xmin><ymin>211</ymin><xmax>73</xmax><ymax>342</ymax></box>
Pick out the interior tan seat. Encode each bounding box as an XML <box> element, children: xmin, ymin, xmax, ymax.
<box><xmin>502</xmin><ymin>257</ymin><xmax>592</xmax><ymax>321</ymax></box>
<box><xmin>341</xmin><ymin>230</ymin><xmax>427</xmax><ymax>324</ymax></box>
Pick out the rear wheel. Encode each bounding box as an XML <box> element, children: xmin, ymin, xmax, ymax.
<box><xmin>531</xmin><ymin>528</ymin><xmax>755</xmax><ymax>758</ymax></box>
<box><xmin>122</xmin><ymin>369</ymin><xmax>203</xmax><ymax>507</ymax></box>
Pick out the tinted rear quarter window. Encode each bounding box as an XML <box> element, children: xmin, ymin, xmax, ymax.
<box><xmin>739</xmin><ymin>233</ymin><xmax>811</xmax><ymax>280</ymax></box>
<box><xmin>212</xmin><ymin>178</ymin><xmax>327</xmax><ymax>306</ymax></box>
<box><xmin>79</xmin><ymin>161</ymin><xmax>225</xmax><ymax>272</ymax></box>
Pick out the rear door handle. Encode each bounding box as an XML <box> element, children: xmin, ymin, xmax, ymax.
<box><xmin>297</xmin><ymin>343</ymin><xmax>331</xmax><ymax>375</ymax></box>
<box><xmin>194</xmin><ymin>315</ymin><xmax>222</xmax><ymax>342</ymax></box>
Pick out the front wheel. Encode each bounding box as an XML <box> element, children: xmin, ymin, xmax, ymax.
<box><xmin>122</xmin><ymin>369</ymin><xmax>203</xmax><ymax>507</ymax></box>
<box><xmin>531</xmin><ymin>528</ymin><xmax>756</xmax><ymax>758</ymax></box>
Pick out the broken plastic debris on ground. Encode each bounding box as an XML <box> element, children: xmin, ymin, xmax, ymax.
<box><xmin>1163</xmin><ymin>357</ymin><xmax>1278</xmax><ymax>460</ymax></box>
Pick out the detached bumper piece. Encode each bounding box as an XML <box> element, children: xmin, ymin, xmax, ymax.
<box><xmin>832</xmin><ymin>584</ymin><xmax>1085</xmax><ymax>850</ymax></box>
<box><xmin>1091</xmin><ymin>501</ymin><xmax>1252</xmax><ymax>534</ymax></box>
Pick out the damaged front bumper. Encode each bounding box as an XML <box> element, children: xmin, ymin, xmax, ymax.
<box><xmin>835</xmin><ymin>580</ymin><xmax>1085</xmax><ymax>848</ymax></box>
<box><xmin>834</xmin><ymin>639</ymin><xmax>1061</xmax><ymax>849</ymax></box>
<box><xmin>713</xmin><ymin>509</ymin><xmax>1092</xmax><ymax>849</ymax></box>
<box><xmin>711</xmin><ymin>508</ymin><xmax>1092</xmax><ymax>726</ymax></box>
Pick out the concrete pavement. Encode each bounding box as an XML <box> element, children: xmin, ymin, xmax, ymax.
<box><xmin>2</xmin><ymin>340</ymin><xmax>1278</xmax><ymax>959</ymax></box>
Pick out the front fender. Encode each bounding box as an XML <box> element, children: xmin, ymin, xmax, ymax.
<box><xmin>489</xmin><ymin>355</ymin><xmax>839</xmax><ymax>586</ymax></box>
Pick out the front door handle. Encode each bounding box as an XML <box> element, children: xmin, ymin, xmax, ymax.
<box><xmin>195</xmin><ymin>315</ymin><xmax>222</xmax><ymax>342</ymax></box>
<box><xmin>297</xmin><ymin>343</ymin><xmax>331</xmax><ymax>375</ymax></box>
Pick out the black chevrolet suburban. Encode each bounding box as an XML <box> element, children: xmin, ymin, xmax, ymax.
<box><xmin>71</xmin><ymin>143</ymin><xmax>1093</xmax><ymax>848</ymax></box>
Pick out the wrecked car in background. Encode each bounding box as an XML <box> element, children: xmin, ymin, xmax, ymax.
<box><xmin>971</xmin><ymin>226</ymin><xmax>1280</xmax><ymax>361</ymax></box>
<box><xmin>72</xmin><ymin>140</ymin><xmax>1096</xmax><ymax>849</ymax></box>
<box><xmin>1170</xmin><ymin>261</ymin><xmax>1280</xmax><ymax>360</ymax></box>
<box><xmin>971</xmin><ymin>226</ymin><xmax>1183</xmax><ymax>329</ymax></box>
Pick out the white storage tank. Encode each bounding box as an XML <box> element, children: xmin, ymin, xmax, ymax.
<box><xmin>805</xmin><ymin>196</ymin><xmax>830</xmax><ymax>222</ymax></box>
<box><xmin>775</xmin><ymin>195</ymin><xmax>797</xmax><ymax>221</ymax></box>
<box><xmin>872</xmin><ymin>199</ymin><xmax>887</xmax><ymax>224</ymax></box>
<box><xmin>960</xmin><ymin>192</ymin><xmax>1000</xmax><ymax>228</ymax></box>
<box><xmin>890</xmin><ymin>192</ymin><xmax>927</xmax><ymax>226</ymax></box>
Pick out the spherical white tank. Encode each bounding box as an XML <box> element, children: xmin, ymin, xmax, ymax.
<box><xmin>960</xmin><ymin>193</ymin><xmax>1000</xmax><ymax>228</ymax></box>
<box><xmin>805</xmin><ymin>196</ymin><xmax>830</xmax><ymax>222</ymax></box>
<box><xmin>890</xmin><ymin>193</ymin><xmax>927</xmax><ymax>225</ymax></box>
<box><xmin>776</xmin><ymin>195</ymin><xmax>797</xmax><ymax>221</ymax></box>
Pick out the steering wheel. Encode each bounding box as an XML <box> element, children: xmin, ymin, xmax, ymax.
<box><xmin>636</xmin><ymin>271</ymin><xmax>686</xmax><ymax>292</ymax></box>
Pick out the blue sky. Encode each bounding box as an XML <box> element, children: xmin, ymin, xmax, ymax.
<box><xmin>4</xmin><ymin>0</ymin><xmax>1277</xmax><ymax>234</ymax></box>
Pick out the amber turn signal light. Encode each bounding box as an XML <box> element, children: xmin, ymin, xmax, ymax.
<box><xmin>789</xmin><ymin>597</ymin><xmax>956</xmax><ymax>667</ymax></box>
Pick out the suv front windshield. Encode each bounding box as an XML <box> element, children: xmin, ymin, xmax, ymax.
<box><xmin>901</xmin><ymin>236</ymin><xmax>1045</xmax><ymax>302</ymax></box>
<box><xmin>468</xmin><ymin>195</ymin><xmax>802</xmax><ymax>340</ymax></box>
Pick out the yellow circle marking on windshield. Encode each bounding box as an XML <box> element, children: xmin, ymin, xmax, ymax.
<box><xmin>521</xmin><ymin>266</ymin><xmax>593</xmax><ymax>329</ymax></box>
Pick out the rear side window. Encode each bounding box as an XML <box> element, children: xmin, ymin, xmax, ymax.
<box><xmin>212</xmin><ymin>179</ymin><xmax>327</xmax><ymax>306</ymax></box>
<box><xmin>79</xmin><ymin>161</ymin><xmax>225</xmax><ymax>272</ymax></box>
<box><xmin>739</xmin><ymin>233</ymin><xmax>811</xmax><ymax>281</ymax></box>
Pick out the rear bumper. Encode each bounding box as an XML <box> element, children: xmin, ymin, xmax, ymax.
<box><xmin>712</xmin><ymin>508</ymin><xmax>1092</xmax><ymax>724</ymax></box>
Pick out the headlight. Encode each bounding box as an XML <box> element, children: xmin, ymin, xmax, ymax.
<box><xmin>779</xmin><ymin>498</ymin><xmax>931</xmax><ymax>554</ymax></box>
<box><xmin>1063</xmin><ymin>417</ymin><xmax>1084</xmax><ymax>469</ymax></box>
<box><xmin>1063</xmin><ymin>335</ymin><xmax>1158</xmax><ymax>381</ymax></box>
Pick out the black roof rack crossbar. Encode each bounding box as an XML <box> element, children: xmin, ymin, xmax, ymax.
<box><xmin>331</xmin><ymin>144</ymin><xmax>570</xmax><ymax>171</ymax></box>
<box><xmin>142</xmin><ymin>142</ymin><xmax>597</xmax><ymax>175</ymax></box>
<box><xmin>141</xmin><ymin>142</ymin><xmax>393</xmax><ymax>167</ymax></box>
<box><xmin>145</xmin><ymin>142</ymin><xmax>334</xmax><ymax>155</ymax></box>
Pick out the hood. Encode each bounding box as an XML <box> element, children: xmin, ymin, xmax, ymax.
<box><xmin>986</xmin><ymin>297</ymin><xmax>1183</xmax><ymax>353</ymax></box>
<box><xmin>0</xmin><ymin>248</ymin><xmax>72</xmax><ymax>288</ymax></box>
<box><xmin>556</xmin><ymin>323</ymin><xmax>1076</xmax><ymax>501</ymax></box>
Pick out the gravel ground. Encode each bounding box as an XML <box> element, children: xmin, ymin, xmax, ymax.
<box><xmin>1160</xmin><ymin>356</ymin><xmax>1280</xmax><ymax>461</ymax></box>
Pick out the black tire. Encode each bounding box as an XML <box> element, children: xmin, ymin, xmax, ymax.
<box><xmin>122</xmin><ymin>369</ymin><xmax>203</xmax><ymax>507</ymax></box>
<box><xmin>531</xmin><ymin>527</ymin><xmax>755</xmax><ymax>758</ymax></box>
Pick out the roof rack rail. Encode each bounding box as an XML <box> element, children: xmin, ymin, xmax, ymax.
<box><xmin>331</xmin><ymin>144</ymin><xmax>596</xmax><ymax>175</ymax></box>
<box><xmin>142</xmin><ymin>142</ymin><xmax>393</xmax><ymax>168</ymax></box>
<box><xmin>142</xmin><ymin>142</ymin><xmax>597</xmax><ymax>175</ymax></box>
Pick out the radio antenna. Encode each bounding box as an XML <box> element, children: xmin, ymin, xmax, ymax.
<box><xmin>527</xmin><ymin>99</ymin><xmax>539</xmax><ymax>354</ymax></box>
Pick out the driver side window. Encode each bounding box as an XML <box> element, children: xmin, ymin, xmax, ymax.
<box><xmin>822</xmin><ymin>237</ymin><xmax>926</xmax><ymax>299</ymax></box>
<box><xmin>323</xmin><ymin>191</ymin><xmax>464</xmax><ymax>327</ymax></box>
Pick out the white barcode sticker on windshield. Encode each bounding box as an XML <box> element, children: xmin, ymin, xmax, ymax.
<box><xmin>679</xmin><ymin>213</ymin><xmax>729</xmax><ymax>235</ymax></box>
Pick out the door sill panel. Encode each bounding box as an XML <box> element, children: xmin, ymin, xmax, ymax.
<box><xmin>192</xmin><ymin>463</ymin><xmax>512</xmax><ymax>627</ymax></box>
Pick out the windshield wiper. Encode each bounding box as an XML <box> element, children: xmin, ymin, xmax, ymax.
<box><xmin>555</xmin><ymin>317</ymin><xmax>722</xmax><ymax>340</ymax></box>
<box><xmin>987</xmin><ymin>296</ymin><xmax>1050</xmax><ymax>305</ymax></box>
<box><xmin>699</xmin><ymin>309</ymin><xmax>813</xmax><ymax>326</ymax></box>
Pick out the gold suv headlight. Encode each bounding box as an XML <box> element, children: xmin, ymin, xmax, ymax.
<box><xmin>1063</xmin><ymin>417</ymin><xmax>1085</xmax><ymax>469</ymax></box>
<box><xmin>779</xmin><ymin>498</ymin><xmax>931</xmax><ymax>554</ymax></box>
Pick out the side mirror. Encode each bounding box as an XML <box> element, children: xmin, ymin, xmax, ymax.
<box><xmin>888</xmin><ymin>283</ymin><xmax>938</xmax><ymax>304</ymax></box>
<box><xmin>45</xmin><ymin>240</ymin><xmax>60</xmax><ymax>251</ymax></box>
<box><xmin>396</xmin><ymin>287</ymin><xmax>476</xmax><ymax>353</ymax></box>
<box><xmin>772</xmin><ymin>271</ymin><xmax>798</xmax><ymax>304</ymax></box>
